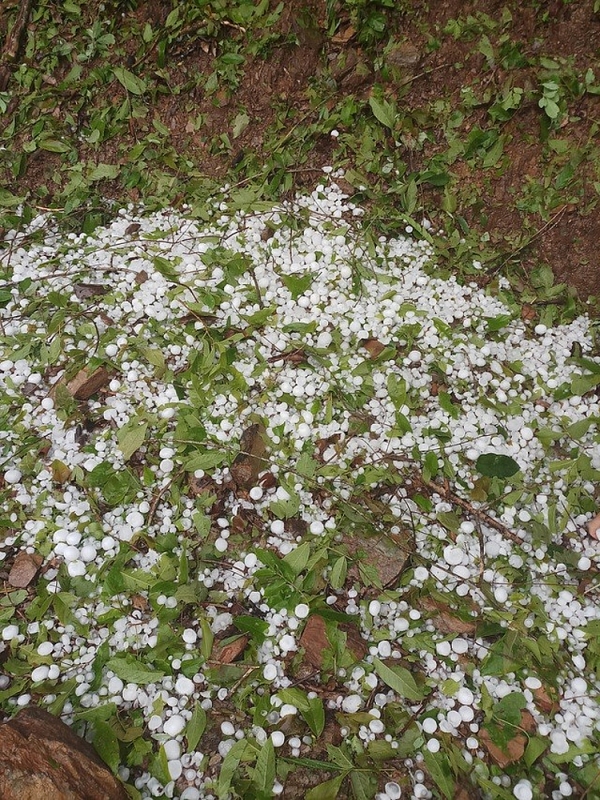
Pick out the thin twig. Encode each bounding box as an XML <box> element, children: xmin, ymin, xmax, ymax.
<box><xmin>422</xmin><ymin>477</ymin><xmax>523</xmax><ymax>544</ymax></box>
<box><xmin>484</xmin><ymin>204</ymin><xmax>569</xmax><ymax>279</ymax></box>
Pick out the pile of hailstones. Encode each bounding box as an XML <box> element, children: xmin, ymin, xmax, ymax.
<box><xmin>0</xmin><ymin>176</ymin><xmax>599</xmax><ymax>800</ymax></box>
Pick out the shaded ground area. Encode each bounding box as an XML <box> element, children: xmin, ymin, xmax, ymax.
<box><xmin>0</xmin><ymin>0</ymin><xmax>599</xmax><ymax>298</ymax></box>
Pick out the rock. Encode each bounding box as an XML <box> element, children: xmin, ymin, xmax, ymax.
<box><xmin>0</xmin><ymin>707</ymin><xmax>129</xmax><ymax>800</ymax></box>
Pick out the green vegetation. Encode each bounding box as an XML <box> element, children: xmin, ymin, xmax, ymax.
<box><xmin>1</xmin><ymin>1</ymin><xmax>599</xmax><ymax>799</ymax></box>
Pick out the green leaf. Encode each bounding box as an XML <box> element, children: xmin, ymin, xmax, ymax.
<box><xmin>186</xmin><ymin>703</ymin><xmax>207</xmax><ymax>751</ymax></box>
<box><xmin>39</xmin><ymin>139</ymin><xmax>71</xmax><ymax>153</ymax></box>
<box><xmin>475</xmin><ymin>453</ymin><xmax>520</xmax><ymax>478</ymax></box>
<box><xmin>493</xmin><ymin>692</ymin><xmax>526</xmax><ymax>727</ymax></box>
<box><xmin>372</xmin><ymin>658</ymin><xmax>425</xmax><ymax>701</ymax></box>
<box><xmin>218</xmin><ymin>739</ymin><xmax>249</xmax><ymax>799</ymax></box>
<box><xmin>305</xmin><ymin>696</ymin><xmax>325</xmax><ymax>737</ymax></box>
<box><xmin>89</xmin><ymin>163</ymin><xmax>119</xmax><ymax>181</ymax></box>
<box><xmin>232</xmin><ymin>111</ymin><xmax>250</xmax><ymax>139</ymax></box>
<box><xmin>330</xmin><ymin>556</ymin><xmax>347</xmax><ymax>590</ymax></box>
<box><xmin>253</xmin><ymin>739</ymin><xmax>276</xmax><ymax>795</ymax></box>
<box><xmin>571</xmin><ymin>373</ymin><xmax>600</xmax><ymax>396</ymax></box>
<box><xmin>93</xmin><ymin>720</ymin><xmax>120</xmax><ymax>774</ymax></box>
<box><xmin>105</xmin><ymin>657</ymin><xmax>165</xmax><ymax>685</ymax></box>
<box><xmin>369</xmin><ymin>96</ymin><xmax>396</xmax><ymax>129</ymax></box>
<box><xmin>566</xmin><ymin>416</ymin><xmax>597</xmax><ymax>440</ymax></box>
<box><xmin>423</xmin><ymin>749</ymin><xmax>455</xmax><ymax>800</ymax></box>
<box><xmin>305</xmin><ymin>773</ymin><xmax>347</xmax><ymax>800</ymax></box>
<box><xmin>283</xmin><ymin>541</ymin><xmax>311</xmax><ymax>575</ymax></box>
<box><xmin>350</xmin><ymin>770</ymin><xmax>378</xmax><ymax>800</ymax></box>
<box><xmin>113</xmin><ymin>66</ymin><xmax>147</xmax><ymax>95</ymax></box>
<box><xmin>524</xmin><ymin>735</ymin><xmax>547</xmax><ymax>767</ymax></box>
<box><xmin>281</xmin><ymin>272</ymin><xmax>313</xmax><ymax>299</ymax></box>
<box><xmin>183</xmin><ymin>450</ymin><xmax>227</xmax><ymax>471</ymax></box>
<box><xmin>117</xmin><ymin>417</ymin><xmax>148</xmax><ymax>461</ymax></box>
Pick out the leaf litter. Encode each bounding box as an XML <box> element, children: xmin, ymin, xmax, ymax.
<box><xmin>0</xmin><ymin>176</ymin><xmax>599</xmax><ymax>799</ymax></box>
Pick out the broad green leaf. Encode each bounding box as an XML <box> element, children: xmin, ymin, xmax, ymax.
<box><xmin>183</xmin><ymin>450</ymin><xmax>227</xmax><ymax>471</ymax></box>
<box><xmin>305</xmin><ymin>696</ymin><xmax>325</xmax><ymax>737</ymax></box>
<box><xmin>232</xmin><ymin>111</ymin><xmax>250</xmax><ymax>138</ymax></box>
<box><xmin>571</xmin><ymin>373</ymin><xmax>600</xmax><ymax>396</ymax></box>
<box><xmin>369</xmin><ymin>96</ymin><xmax>396</xmax><ymax>129</ymax></box>
<box><xmin>372</xmin><ymin>658</ymin><xmax>425</xmax><ymax>701</ymax></box>
<box><xmin>113</xmin><ymin>66</ymin><xmax>147</xmax><ymax>95</ymax></box>
<box><xmin>493</xmin><ymin>692</ymin><xmax>526</xmax><ymax>726</ymax></box>
<box><xmin>93</xmin><ymin>720</ymin><xmax>120</xmax><ymax>774</ymax></box>
<box><xmin>423</xmin><ymin>749</ymin><xmax>455</xmax><ymax>800</ymax></box>
<box><xmin>89</xmin><ymin>163</ymin><xmax>119</xmax><ymax>181</ymax></box>
<box><xmin>524</xmin><ymin>735</ymin><xmax>547</xmax><ymax>767</ymax></box>
<box><xmin>218</xmin><ymin>739</ymin><xmax>248</xmax><ymax>799</ymax></box>
<box><xmin>326</xmin><ymin>744</ymin><xmax>355</xmax><ymax>771</ymax></box>
<box><xmin>305</xmin><ymin>773</ymin><xmax>347</xmax><ymax>800</ymax></box>
<box><xmin>330</xmin><ymin>556</ymin><xmax>347</xmax><ymax>590</ymax></box>
<box><xmin>117</xmin><ymin>417</ymin><xmax>148</xmax><ymax>461</ymax></box>
<box><xmin>39</xmin><ymin>139</ymin><xmax>71</xmax><ymax>153</ymax></box>
<box><xmin>105</xmin><ymin>657</ymin><xmax>165</xmax><ymax>685</ymax></box>
<box><xmin>350</xmin><ymin>769</ymin><xmax>378</xmax><ymax>800</ymax></box>
<box><xmin>281</xmin><ymin>272</ymin><xmax>313</xmax><ymax>299</ymax></box>
<box><xmin>253</xmin><ymin>739</ymin><xmax>276</xmax><ymax>794</ymax></box>
<box><xmin>200</xmin><ymin>616</ymin><xmax>214</xmax><ymax>661</ymax></box>
<box><xmin>283</xmin><ymin>541</ymin><xmax>311</xmax><ymax>575</ymax></box>
<box><xmin>475</xmin><ymin>453</ymin><xmax>520</xmax><ymax>478</ymax></box>
<box><xmin>186</xmin><ymin>704</ymin><xmax>207</xmax><ymax>751</ymax></box>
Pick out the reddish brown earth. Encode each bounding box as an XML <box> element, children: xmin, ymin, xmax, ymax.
<box><xmin>1</xmin><ymin>0</ymin><xmax>599</xmax><ymax>298</ymax></box>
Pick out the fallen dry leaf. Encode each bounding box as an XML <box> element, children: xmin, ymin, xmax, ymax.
<box><xmin>361</xmin><ymin>338</ymin><xmax>386</xmax><ymax>358</ymax></box>
<box><xmin>213</xmin><ymin>635</ymin><xmax>249</xmax><ymax>664</ymax></box>
<box><xmin>66</xmin><ymin>367</ymin><xmax>110</xmax><ymax>400</ymax></box>
<box><xmin>587</xmin><ymin>512</ymin><xmax>600</xmax><ymax>539</ymax></box>
<box><xmin>480</xmin><ymin>711</ymin><xmax>536</xmax><ymax>768</ymax></box>
<box><xmin>231</xmin><ymin>423</ymin><xmax>268</xmax><ymax>488</ymax></box>
<box><xmin>300</xmin><ymin>615</ymin><xmax>366</xmax><ymax>669</ymax></box>
<box><xmin>346</xmin><ymin>531</ymin><xmax>412</xmax><ymax>588</ymax></box>
<box><xmin>421</xmin><ymin>597</ymin><xmax>477</xmax><ymax>635</ymax></box>
<box><xmin>480</xmin><ymin>728</ymin><xmax>527</xmax><ymax>769</ymax></box>
<box><xmin>8</xmin><ymin>552</ymin><xmax>43</xmax><ymax>588</ymax></box>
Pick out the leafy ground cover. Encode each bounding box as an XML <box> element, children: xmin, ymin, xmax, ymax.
<box><xmin>1</xmin><ymin>178</ymin><xmax>599</xmax><ymax>799</ymax></box>
<box><xmin>1</xmin><ymin>1</ymin><xmax>600</xmax><ymax>799</ymax></box>
<box><xmin>1</xmin><ymin>0</ymin><xmax>599</xmax><ymax>298</ymax></box>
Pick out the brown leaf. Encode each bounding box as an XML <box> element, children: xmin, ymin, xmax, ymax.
<box><xmin>361</xmin><ymin>338</ymin><xmax>386</xmax><ymax>358</ymax></box>
<box><xmin>231</xmin><ymin>423</ymin><xmax>268</xmax><ymax>489</ymax></box>
<box><xmin>66</xmin><ymin>367</ymin><xmax>110</xmax><ymax>400</ymax></box>
<box><xmin>587</xmin><ymin>512</ymin><xmax>600</xmax><ymax>539</ymax></box>
<box><xmin>135</xmin><ymin>270</ymin><xmax>148</xmax><ymax>285</ymax></box>
<box><xmin>480</xmin><ymin>728</ymin><xmax>527</xmax><ymax>768</ymax></box>
<box><xmin>533</xmin><ymin>686</ymin><xmax>558</xmax><ymax>714</ymax></box>
<box><xmin>213</xmin><ymin>635</ymin><xmax>249</xmax><ymax>664</ymax></box>
<box><xmin>521</xmin><ymin>304</ymin><xmax>536</xmax><ymax>321</ymax></box>
<box><xmin>131</xmin><ymin>594</ymin><xmax>150</xmax><ymax>613</ymax></box>
<box><xmin>420</xmin><ymin>597</ymin><xmax>477</xmax><ymax>635</ymax></box>
<box><xmin>73</xmin><ymin>284</ymin><xmax>109</xmax><ymax>300</ymax></box>
<box><xmin>8</xmin><ymin>552</ymin><xmax>43</xmax><ymax>588</ymax></box>
<box><xmin>51</xmin><ymin>459</ymin><xmax>71</xmax><ymax>485</ymax></box>
<box><xmin>346</xmin><ymin>531</ymin><xmax>413</xmax><ymax>588</ymax></box>
<box><xmin>331</xmin><ymin>25</ymin><xmax>356</xmax><ymax>44</ymax></box>
<box><xmin>300</xmin><ymin>615</ymin><xmax>366</xmax><ymax>669</ymax></box>
<box><xmin>480</xmin><ymin>711</ymin><xmax>535</xmax><ymax>768</ymax></box>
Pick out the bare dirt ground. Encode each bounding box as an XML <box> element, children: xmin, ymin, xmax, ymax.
<box><xmin>2</xmin><ymin>0</ymin><xmax>599</xmax><ymax>298</ymax></box>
